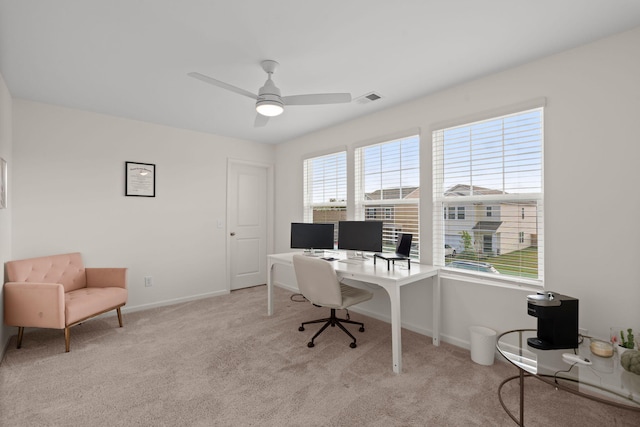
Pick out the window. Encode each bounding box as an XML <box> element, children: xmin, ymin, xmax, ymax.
<box><xmin>303</xmin><ymin>151</ymin><xmax>347</xmax><ymax>244</ymax></box>
<box><xmin>356</xmin><ymin>135</ymin><xmax>420</xmax><ymax>257</ymax></box>
<box><xmin>448</xmin><ymin>207</ymin><xmax>456</xmax><ymax>220</ymax></box>
<box><xmin>433</xmin><ymin>108</ymin><xmax>543</xmax><ymax>282</ymax></box>
<box><xmin>457</xmin><ymin>207</ymin><xmax>465</xmax><ymax>220</ymax></box>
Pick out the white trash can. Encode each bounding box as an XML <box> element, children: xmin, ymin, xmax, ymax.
<box><xmin>469</xmin><ymin>326</ymin><xmax>497</xmax><ymax>366</ymax></box>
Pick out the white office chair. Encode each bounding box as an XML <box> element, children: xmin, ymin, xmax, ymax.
<box><xmin>292</xmin><ymin>254</ymin><xmax>373</xmax><ymax>348</ymax></box>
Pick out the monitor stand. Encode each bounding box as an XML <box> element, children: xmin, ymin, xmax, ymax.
<box><xmin>373</xmin><ymin>253</ymin><xmax>411</xmax><ymax>270</ymax></box>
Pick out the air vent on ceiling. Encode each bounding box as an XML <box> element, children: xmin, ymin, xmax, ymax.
<box><xmin>355</xmin><ymin>92</ymin><xmax>383</xmax><ymax>104</ymax></box>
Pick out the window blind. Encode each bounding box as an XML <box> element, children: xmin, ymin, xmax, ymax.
<box><xmin>433</xmin><ymin>108</ymin><xmax>543</xmax><ymax>282</ymax></box>
<box><xmin>303</xmin><ymin>151</ymin><xmax>347</xmax><ymax>243</ymax></box>
<box><xmin>356</xmin><ymin>135</ymin><xmax>420</xmax><ymax>257</ymax></box>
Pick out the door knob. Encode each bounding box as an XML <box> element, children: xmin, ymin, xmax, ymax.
<box><xmin>230</xmin><ymin>232</ymin><xmax>236</xmax><ymax>236</ymax></box>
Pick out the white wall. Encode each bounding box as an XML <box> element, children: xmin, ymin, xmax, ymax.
<box><xmin>274</xmin><ymin>27</ymin><xmax>640</xmax><ymax>348</ymax></box>
<box><xmin>0</xmin><ymin>72</ymin><xmax>13</xmax><ymax>353</ymax></box>
<box><xmin>11</xmin><ymin>100</ymin><xmax>275</xmax><ymax>313</ymax></box>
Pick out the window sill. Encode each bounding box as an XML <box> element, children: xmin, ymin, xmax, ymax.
<box><xmin>440</xmin><ymin>267</ymin><xmax>543</xmax><ymax>292</ymax></box>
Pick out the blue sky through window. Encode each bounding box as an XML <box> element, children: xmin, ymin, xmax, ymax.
<box><xmin>362</xmin><ymin>135</ymin><xmax>420</xmax><ymax>196</ymax></box>
<box><xmin>442</xmin><ymin>109</ymin><xmax>542</xmax><ymax>194</ymax></box>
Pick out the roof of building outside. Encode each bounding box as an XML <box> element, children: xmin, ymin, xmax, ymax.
<box><xmin>365</xmin><ymin>186</ymin><xmax>419</xmax><ymax>200</ymax></box>
<box><xmin>444</xmin><ymin>184</ymin><xmax>505</xmax><ymax>197</ymax></box>
<box><xmin>472</xmin><ymin>221</ymin><xmax>503</xmax><ymax>231</ymax></box>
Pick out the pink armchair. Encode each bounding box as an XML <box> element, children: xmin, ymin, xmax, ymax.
<box><xmin>3</xmin><ymin>252</ymin><xmax>128</xmax><ymax>352</ymax></box>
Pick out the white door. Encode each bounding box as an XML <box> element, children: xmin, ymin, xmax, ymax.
<box><xmin>227</xmin><ymin>161</ymin><xmax>269</xmax><ymax>290</ymax></box>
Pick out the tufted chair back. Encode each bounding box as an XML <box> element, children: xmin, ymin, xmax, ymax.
<box><xmin>6</xmin><ymin>252</ymin><xmax>87</xmax><ymax>292</ymax></box>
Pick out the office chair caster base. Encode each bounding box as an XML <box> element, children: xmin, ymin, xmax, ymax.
<box><xmin>300</xmin><ymin>309</ymin><xmax>365</xmax><ymax>349</ymax></box>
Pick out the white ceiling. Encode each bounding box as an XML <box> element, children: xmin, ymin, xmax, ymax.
<box><xmin>2</xmin><ymin>1</ymin><xmax>640</xmax><ymax>145</ymax></box>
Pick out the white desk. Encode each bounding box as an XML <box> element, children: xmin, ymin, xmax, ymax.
<box><xmin>267</xmin><ymin>252</ymin><xmax>440</xmax><ymax>374</ymax></box>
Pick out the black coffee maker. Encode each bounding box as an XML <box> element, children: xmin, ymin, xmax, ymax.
<box><xmin>527</xmin><ymin>291</ymin><xmax>578</xmax><ymax>350</ymax></box>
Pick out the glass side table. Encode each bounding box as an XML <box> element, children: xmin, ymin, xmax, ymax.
<box><xmin>496</xmin><ymin>329</ymin><xmax>640</xmax><ymax>426</ymax></box>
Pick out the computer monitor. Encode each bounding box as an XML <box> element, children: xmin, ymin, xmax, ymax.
<box><xmin>337</xmin><ymin>221</ymin><xmax>383</xmax><ymax>253</ymax></box>
<box><xmin>290</xmin><ymin>223</ymin><xmax>335</xmax><ymax>252</ymax></box>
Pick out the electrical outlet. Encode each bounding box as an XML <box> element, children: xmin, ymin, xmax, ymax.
<box><xmin>144</xmin><ymin>276</ymin><xmax>153</xmax><ymax>287</ymax></box>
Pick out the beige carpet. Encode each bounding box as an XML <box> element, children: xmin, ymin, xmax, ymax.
<box><xmin>1</xmin><ymin>285</ymin><xmax>638</xmax><ymax>426</ymax></box>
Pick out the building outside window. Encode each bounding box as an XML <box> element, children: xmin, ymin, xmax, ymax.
<box><xmin>356</xmin><ymin>135</ymin><xmax>419</xmax><ymax>257</ymax></box>
<box><xmin>433</xmin><ymin>107</ymin><xmax>544</xmax><ymax>282</ymax></box>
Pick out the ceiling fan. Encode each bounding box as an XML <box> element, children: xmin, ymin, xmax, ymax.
<box><xmin>188</xmin><ymin>60</ymin><xmax>352</xmax><ymax>127</ymax></box>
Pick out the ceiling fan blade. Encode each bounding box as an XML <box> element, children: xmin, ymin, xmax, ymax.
<box><xmin>188</xmin><ymin>72</ymin><xmax>258</xmax><ymax>100</ymax></box>
<box><xmin>254</xmin><ymin>113</ymin><xmax>270</xmax><ymax>127</ymax></box>
<box><xmin>282</xmin><ymin>93</ymin><xmax>351</xmax><ymax>106</ymax></box>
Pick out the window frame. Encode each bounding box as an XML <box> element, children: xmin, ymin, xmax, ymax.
<box><xmin>432</xmin><ymin>105</ymin><xmax>544</xmax><ymax>286</ymax></box>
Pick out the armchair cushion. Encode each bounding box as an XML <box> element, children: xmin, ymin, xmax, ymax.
<box><xmin>65</xmin><ymin>287</ymin><xmax>128</xmax><ymax>325</ymax></box>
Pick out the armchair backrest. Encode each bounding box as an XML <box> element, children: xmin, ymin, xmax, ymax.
<box><xmin>292</xmin><ymin>255</ymin><xmax>342</xmax><ymax>307</ymax></box>
<box><xmin>6</xmin><ymin>252</ymin><xmax>87</xmax><ymax>292</ymax></box>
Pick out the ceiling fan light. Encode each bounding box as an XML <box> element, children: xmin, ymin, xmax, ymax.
<box><xmin>256</xmin><ymin>100</ymin><xmax>284</xmax><ymax>117</ymax></box>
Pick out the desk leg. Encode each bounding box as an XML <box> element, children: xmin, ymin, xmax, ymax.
<box><xmin>388</xmin><ymin>286</ymin><xmax>402</xmax><ymax>374</ymax></box>
<box><xmin>267</xmin><ymin>260</ymin><xmax>274</xmax><ymax>316</ymax></box>
<box><xmin>432</xmin><ymin>272</ymin><xmax>440</xmax><ymax>346</ymax></box>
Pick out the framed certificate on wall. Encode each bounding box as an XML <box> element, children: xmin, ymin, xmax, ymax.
<box><xmin>125</xmin><ymin>161</ymin><xmax>155</xmax><ymax>197</ymax></box>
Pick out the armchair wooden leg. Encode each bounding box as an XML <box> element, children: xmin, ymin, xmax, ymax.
<box><xmin>64</xmin><ymin>327</ymin><xmax>71</xmax><ymax>352</ymax></box>
<box><xmin>116</xmin><ymin>307</ymin><xmax>123</xmax><ymax>327</ymax></box>
<box><xmin>17</xmin><ymin>327</ymin><xmax>24</xmax><ymax>349</ymax></box>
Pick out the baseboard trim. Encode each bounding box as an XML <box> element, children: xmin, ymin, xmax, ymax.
<box><xmin>121</xmin><ymin>290</ymin><xmax>230</xmax><ymax>314</ymax></box>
